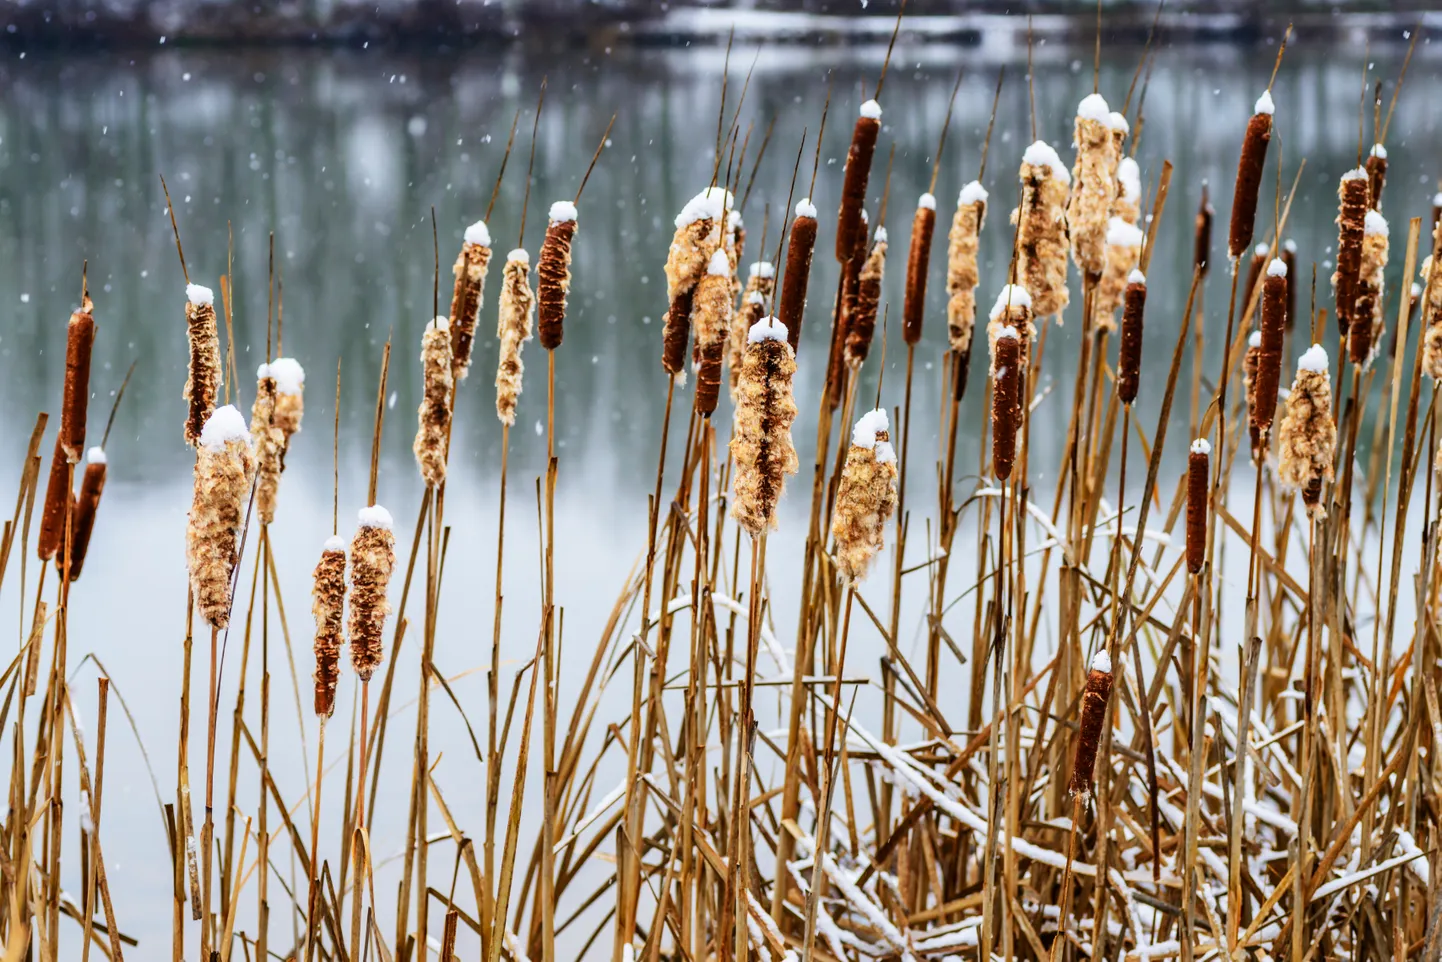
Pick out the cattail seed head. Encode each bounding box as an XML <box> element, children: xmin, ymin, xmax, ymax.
<box><xmin>990</xmin><ymin>325</ymin><xmax>1023</xmax><ymax>481</ymax></box>
<box><xmin>348</xmin><ymin>505</ymin><xmax>396</xmax><ymax>682</ymax></box>
<box><xmin>449</xmin><ymin>221</ymin><xmax>493</xmax><ymax>380</ymax></box>
<box><xmin>1194</xmin><ymin>182</ymin><xmax>1215</xmax><ymax>277</ymax></box>
<box><xmin>1348</xmin><ymin>209</ymin><xmax>1389</xmax><ymax>368</ymax></box>
<box><xmin>1365</xmin><ymin>144</ymin><xmax>1387</xmax><ymax>211</ymax></box>
<box><xmin>186</xmin><ymin>405</ymin><xmax>255</xmax><ymax>629</ymax></box>
<box><xmin>902</xmin><ymin>195</ymin><xmax>937</xmax><ymax>345</ymax></box>
<box><xmin>537</xmin><ymin>202</ymin><xmax>577</xmax><ymax>351</ymax></box>
<box><xmin>1186</xmin><ymin>439</ymin><xmax>1210</xmax><ymax>574</ymax></box>
<box><xmin>38</xmin><ymin>435</ymin><xmax>70</xmax><ymax>562</ymax></box>
<box><xmin>495</xmin><ymin>249</ymin><xmax>536</xmax><ymax>426</ymax></box>
<box><xmin>779</xmin><ymin>200</ymin><xmax>819</xmax><ymax>354</ymax></box>
<box><xmin>837</xmin><ymin>102</ymin><xmax>881</xmax><ymax>263</ymax></box>
<box><xmin>693</xmin><ymin>250</ymin><xmax>734</xmax><ymax>417</ymax></box>
<box><xmin>946</xmin><ymin>182</ymin><xmax>988</xmax><ymax>355</ymax></box>
<box><xmin>1253</xmin><ymin>262</ymin><xmax>1289</xmax><ymax>444</ymax></box>
<box><xmin>731</xmin><ymin>262</ymin><xmax>774</xmax><ymax>393</ymax></box>
<box><xmin>183</xmin><ymin>283</ymin><xmax>222</xmax><ymax>447</ymax></box>
<box><xmin>1097</xmin><ymin>218</ymin><xmax>1144</xmax><ymax>327</ymax></box>
<box><xmin>312</xmin><ymin>537</ymin><xmax>347</xmax><ymax>718</ymax></box>
<box><xmin>1333</xmin><ymin>168</ymin><xmax>1370</xmax><ymax>342</ymax></box>
<box><xmin>62</xmin><ymin>297</ymin><xmax>96</xmax><ymax>463</ymax></box>
<box><xmin>250</xmin><ymin>372</ymin><xmax>285</xmax><ymax>524</ymax></box>
<box><xmin>662</xmin><ymin>290</ymin><xmax>693</xmax><ymax>382</ymax></box>
<box><xmin>1242</xmin><ymin>243</ymin><xmax>1270</xmax><ymax>311</ymax></box>
<box><xmin>413</xmin><ymin>316</ymin><xmax>454</xmax><ymax>487</ymax></box>
<box><xmin>1280</xmin><ymin>239</ymin><xmax>1298</xmax><ymax>331</ymax></box>
<box><xmin>829</xmin><ymin>213</ymin><xmax>870</xmax><ymax>410</ymax></box>
<box><xmin>1067</xmin><ymin>94</ymin><xmax>1120</xmax><ymax>277</ymax></box>
<box><xmin>1278</xmin><ymin>345</ymin><xmax>1336</xmax><ymax>521</ymax></box>
<box><xmin>1420</xmin><ymin>256</ymin><xmax>1442</xmax><ymax>381</ymax></box>
<box><xmin>260</xmin><ymin>357</ymin><xmax>305</xmax><ymax>450</ymax></box>
<box><xmin>1015</xmin><ymin>141</ymin><xmax>1071</xmax><ymax>319</ymax></box>
<box><xmin>986</xmin><ymin>284</ymin><xmax>1036</xmax><ymax>360</ymax></box>
<box><xmin>1244</xmin><ymin>330</ymin><xmax>1263</xmax><ymax>460</ymax></box>
<box><xmin>730</xmin><ymin>317</ymin><xmax>799</xmax><ymax>537</ymax></box>
<box><xmin>1228</xmin><ymin>93</ymin><xmax>1274</xmax><ymax>262</ymax></box>
<box><xmin>61</xmin><ymin>448</ymin><xmax>107</xmax><ymax>581</ymax></box>
<box><xmin>1118</xmin><ymin>270</ymin><xmax>1146</xmax><ymax>406</ymax></box>
<box><xmin>1068</xmin><ymin>649</ymin><xmax>1115</xmax><ymax>797</ymax></box>
<box><xmin>830</xmin><ymin>409</ymin><xmax>899</xmax><ymax>583</ymax></box>
<box><xmin>666</xmin><ymin>188</ymin><xmax>730</xmax><ymax>303</ymax></box>
<box><xmin>1114</xmin><ymin>156</ymin><xmax>1142</xmax><ymax>224</ymax></box>
<box><xmin>847</xmin><ymin>233</ymin><xmax>887</xmax><ymax>367</ymax></box>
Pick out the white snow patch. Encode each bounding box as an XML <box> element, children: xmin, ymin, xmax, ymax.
<box><xmin>1023</xmin><ymin>140</ymin><xmax>1070</xmax><ymax>184</ymax></box>
<box><xmin>1370</xmin><ymin>143</ymin><xmax>1387</xmax><ymax>159</ymax></box>
<box><xmin>674</xmin><ymin>187</ymin><xmax>733</xmax><ymax>228</ymax></box>
<box><xmin>1364</xmin><ymin>210</ymin><xmax>1389</xmax><ymax>237</ymax></box>
<box><xmin>1254</xmin><ymin>89</ymin><xmax>1275</xmax><ymax>115</ymax></box>
<box><xmin>1341</xmin><ymin>166</ymin><xmax>1368</xmax><ymax>182</ymax></box>
<box><xmin>1128</xmin><ymin>269</ymin><xmax>1146</xmax><ymax>286</ymax></box>
<box><xmin>1191</xmin><ymin>437</ymin><xmax>1212</xmax><ymax>455</ymax></box>
<box><xmin>427</xmin><ymin>315</ymin><xmax>449</xmax><ymax>333</ymax></box>
<box><xmin>1249</xmin><ymin>331</ymin><xmax>1262</xmax><ymax>348</ymax></box>
<box><xmin>261</xmin><ymin>357</ymin><xmax>305</xmax><ymax>394</ymax></box>
<box><xmin>548</xmin><ymin>200</ymin><xmax>577</xmax><ymax>224</ymax></box>
<box><xmin>874</xmin><ymin>227</ymin><xmax>888</xmax><ymax>244</ymax></box>
<box><xmin>86</xmin><ymin>447</ymin><xmax>106</xmax><ymax>465</ymax></box>
<box><xmin>794</xmin><ymin>198</ymin><xmax>817</xmax><ymax>219</ymax></box>
<box><xmin>464</xmin><ymin>220</ymin><xmax>491</xmax><ymax>246</ymax></box>
<box><xmin>186</xmin><ymin>283</ymin><xmax>214</xmax><ymax>306</ymax></box>
<box><xmin>1298</xmin><ymin>344</ymin><xmax>1329</xmax><ymax>373</ymax></box>
<box><xmin>958</xmin><ymin>180</ymin><xmax>989</xmax><ymax>206</ymax></box>
<box><xmin>874</xmin><ymin>440</ymin><xmax>896</xmax><ymax>465</ymax></box>
<box><xmin>749</xmin><ymin>261</ymin><xmax>775</xmax><ymax>279</ymax></box>
<box><xmin>323</xmin><ymin>535</ymin><xmax>347</xmax><ymax>552</ymax></box>
<box><xmin>1077</xmin><ymin>92</ymin><xmax>1110</xmax><ymax>123</ymax></box>
<box><xmin>746</xmin><ymin>290</ymin><xmax>765</xmax><ymax>306</ymax></box>
<box><xmin>707</xmin><ymin>249</ymin><xmax>731</xmax><ymax>277</ymax></box>
<box><xmin>1267</xmin><ymin>258</ymin><xmax>1288</xmax><ymax>277</ymax></box>
<box><xmin>918</xmin><ymin>192</ymin><xmax>936</xmax><ymax>211</ymax></box>
<box><xmin>1107</xmin><ymin>111</ymin><xmax>1130</xmax><ymax>134</ymax></box>
<box><xmin>1091</xmin><ymin>649</ymin><xmax>1112</xmax><ymax>674</ymax></box>
<box><xmin>507</xmin><ymin>248</ymin><xmax>530</xmax><ymax>265</ymax></box>
<box><xmin>749</xmin><ymin>316</ymin><xmax>788</xmax><ymax>344</ymax></box>
<box><xmin>199</xmin><ymin>405</ymin><xmax>249</xmax><ymax>451</ymax></box>
<box><xmin>859</xmin><ymin>99</ymin><xmax>882</xmax><ymax>120</ymax></box>
<box><xmin>357</xmin><ymin>504</ymin><xmax>394</xmax><ymax>530</ymax></box>
<box><xmin>995</xmin><ymin>324</ymin><xmax>1019</xmax><ymax>341</ymax></box>
<box><xmin>988</xmin><ymin>284</ymin><xmax>1031</xmax><ymax>321</ymax></box>
<box><xmin>1106</xmin><ymin>217</ymin><xmax>1144</xmax><ymax>247</ymax></box>
<box><xmin>851</xmin><ymin>408</ymin><xmax>889</xmax><ymax>448</ymax></box>
<box><xmin>1117</xmin><ymin>157</ymin><xmax>1140</xmax><ymax>202</ymax></box>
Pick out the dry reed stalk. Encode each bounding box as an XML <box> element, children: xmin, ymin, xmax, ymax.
<box><xmin>846</xmin><ymin>232</ymin><xmax>886</xmax><ymax>366</ymax></box>
<box><xmin>729</xmin><ymin>316</ymin><xmax>799</xmax><ymax>536</ymax></box>
<box><xmin>1280</xmin><ymin>238</ymin><xmax>1298</xmax><ymax>331</ymax></box>
<box><xmin>693</xmin><ymin>250</ymin><xmax>735</xmax><ymax>417</ymax></box>
<box><xmin>836</xmin><ymin>101</ymin><xmax>881</xmax><ymax>263</ymax></box>
<box><xmin>779</xmin><ymin>200</ymin><xmax>819</xmax><ymax>353</ymax></box>
<box><xmin>37</xmin><ymin>435</ymin><xmax>69</xmax><ymax>561</ymax></box>
<box><xmin>990</xmin><ymin>325</ymin><xmax>1022</xmax><ymax>480</ymax></box>
<box><xmin>1066</xmin><ymin>94</ymin><xmax>1120</xmax><ymax>277</ymax></box>
<box><xmin>184</xmin><ymin>283</ymin><xmax>222</xmax><ymax>447</ymax></box>
<box><xmin>731</xmin><ymin>262</ymin><xmax>774</xmax><ymax>389</ymax></box>
<box><xmin>1334</xmin><ymin>168</ymin><xmax>1370</xmax><ymax>340</ymax></box>
<box><xmin>250</xmin><ymin>372</ymin><xmax>284</xmax><ymax>524</ymax></box>
<box><xmin>495</xmin><ymin>249</ymin><xmax>536</xmax><ymax>426</ymax></box>
<box><xmin>449</xmin><ymin>221</ymin><xmax>494</xmax><ymax>380</ymax></box>
<box><xmin>1366</xmin><ymin>143</ymin><xmax>1387</xmax><ymax>210</ymax></box>
<box><xmin>903</xmin><ymin>195</ymin><xmax>937</xmax><ymax>344</ymax></box>
<box><xmin>61</xmin><ymin>447</ymin><xmax>107</xmax><ymax>580</ymax></box>
<box><xmin>347</xmin><ymin>505</ymin><xmax>395</xmax><ymax>682</ymax></box>
<box><xmin>1195</xmin><ymin>182</ymin><xmax>1214</xmax><ymax>276</ymax></box>
<box><xmin>1186</xmin><ymin>438</ymin><xmax>1209</xmax><ymax>573</ymax></box>
<box><xmin>537</xmin><ymin>202</ymin><xmax>578</xmax><ymax>351</ymax></box>
<box><xmin>830</xmin><ymin>409</ymin><xmax>899</xmax><ymax>582</ymax></box>
<box><xmin>1349</xmin><ymin>210</ymin><xmax>1389</xmax><ymax>367</ymax></box>
<box><xmin>1277</xmin><ymin>344</ymin><xmax>1336</xmax><ymax>519</ymax></box>
<box><xmin>1228</xmin><ymin>91</ymin><xmax>1274</xmax><ymax>262</ymax></box>
<box><xmin>1421</xmin><ymin>252</ymin><xmax>1442</xmax><ymax>380</ymax></box>
<box><xmin>1015</xmin><ymin>141</ymin><xmax>1071</xmax><ymax>318</ymax></box>
<box><xmin>61</xmin><ymin>295</ymin><xmax>96</xmax><ymax>462</ymax></box>
<box><xmin>1096</xmin><ymin>218</ymin><xmax>1144</xmax><ymax>326</ymax></box>
<box><xmin>1117</xmin><ymin>270</ymin><xmax>1145</xmax><ymax>405</ymax></box>
<box><xmin>186</xmin><ymin>405</ymin><xmax>255</xmax><ymax>629</ymax></box>
<box><xmin>1253</xmin><ymin>261</ymin><xmax>1289</xmax><ymax>443</ymax></box>
<box><xmin>1067</xmin><ymin>649</ymin><xmax>1114</xmax><ymax>796</ymax></box>
<box><xmin>413</xmin><ymin>316</ymin><xmax>454</xmax><ymax>487</ymax></box>
<box><xmin>311</xmin><ymin>537</ymin><xmax>346</xmax><ymax>718</ymax></box>
<box><xmin>946</xmin><ymin>182</ymin><xmax>987</xmax><ymax>353</ymax></box>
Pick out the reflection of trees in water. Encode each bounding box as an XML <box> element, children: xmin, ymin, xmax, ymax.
<box><xmin>0</xmin><ymin>43</ymin><xmax>1423</xmax><ymax>488</ymax></box>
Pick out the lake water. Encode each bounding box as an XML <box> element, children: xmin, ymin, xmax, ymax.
<box><xmin>0</xmin><ymin>32</ymin><xmax>1428</xmax><ymax>955</ymax></box>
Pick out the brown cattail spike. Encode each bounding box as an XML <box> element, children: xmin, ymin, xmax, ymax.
<box><xmin>37</xmin><ymin>435</ymin><xmax>70</xmax><ymax>562</ymax></box>
<box><xmin>61</xmin><ymin>297</ymin><xmax>96</xmax><ymax>463</ymax></box>
<box><xmin>1068</xmin><ymin>649</ymin><xmax>1115</xmax><ymax>797</ymax></box>
<box><xmin>1365</xmin><ymin>144</ymin><xmax>1387</xmax><ymax>211</ymax></box>
<box><xmin>730</xmin><ymin>316</ymin><xmax>800</xmax><ymax>536</ymax></box>
<box><xmin>1097</xmin><ymin>218</ymin><xmax>1145</xmax><ymax>329</ymax></box>
<box><xmin>731</xmin><ymin>262</ymin><xmax>775</xmax><ymax>392</ymax></box>
<box><xmin>847</xmin><ymin>233</ymin><xmax>887</xmax><ymax>367</ymax></box>
<box><xmin>186</xmin><ymin>405</ymin><xmax>256</xmax><ymax>629</ymax></box>
<box><xmin>1194</xmin><ymin>182</ymin><xmax>1215</xmax><ymax>277</ymax></box>
<box><xmin>537</xmin><ymin>202</ymin><xmax>577</xmax><ymax>351</ymax></box>
<box><xmin>1015</xmin><ymin>141</ymin><xmax>1071</xmax><ymax>319</ymax></box>
<box><xmin>251</xmin><ymin>372</ymin><xmax>285</xmax><ymax>524</ymax></box>
<box><xmin>946</xmin><ymin>181</ymin><xmax>987</xmax><ymax>355</ymax></box>
<box><xmin>836</xmin><ymin>101</ymin><xmax>881</xmax><ymax>263</ymax></box>
<box><xmin>1228</xmin><ymin>92</ymin><xmax>1274</xmax><ymax>263</ymax></box>
<box><xmin>831</xmin><ymin>409</ymin><xmax>899</xmax><ymax>583</ymax></box>
<box><xmin>1280</xmin><ymin>239</ymin><xmax>1298</xmax><ymax>331</ymax></box>
<box><xmin>1243</xmin><ymin>331</ymin><xmax>1264</xmax><ymax>460</ymax></box>
<box><xmin>1333</xmin><ymin>168</ymin><xmax>1370</xmax><ymax>340</ymax></box>
<box><xmin>413</xmin><ymin>316</ymin><xmax>454</xmax><ymax>486</ymax></box>
<box><xmin>1186</xmin><ymin>439</ymin><xmax>1210</xmax><ymax>574</ymax></box>
<box><xmin>61</xmin><ymin>448</ymin><xmax>107</xmax><ymax>581</ymax></box>
<box><xmin>1348</xmin><ymin>210</ymin><xmax>1389</xmax><ymax>368</ymax></box>
<box><xmin>1253</xmin><ymin>260</ymin><xmax>1288</xmax><ymax>443</ymax></box>
<box><xmin>348</xmin><ymin>505</ymin><xmax>396</xmax><ymax>682</ymax></box>
<box><xmin>778</xmin><ymin>200</ymin><xmax>819</xmax><ymax>354</ymax></box>
<box><xmin>664</xmin><ymin>188</ymin><xmax>733</xmax><ymax>379</ymax></box>
<box><xmin>1067</xmin><ymin>93</ymin><xmax>1121</xmax><ymax>278</ymax></box>
<box><xmin>312</xmin><ymin>538</ymin><xmax>347</xmax><ymax>718</ymax></box>
<box><xmin>990</xmin><ymin>325</ymin><xmax>1022</xmax><ymax>481</ymax></box>
<box><xmin>902</xmin><ymin>195</ymin><xmax>936</xmax><ymax>345</ymax></box>
<box><xmin>1242</xmin><ymin>243</ymin><xmax>1269</xmax><ymax>311</ymax></box>
<box><xmin>449</xmin><ymin>221</ymin><xmax>494</xmax><ymax>380</ymax></box>
<box><xmin>1277</xmin><ymin>345</ymin><xmax>1336</xmax><ymax>521</ymax></box>
<box><xmin>1420</xmin><ymin>254</ymin><xmax>1442</xmax><ymax>381</ymax></box>
<box><xmin>1117</xmin><ymin>271</ymin><xmax>1146</xmax><ymax>406</ymax></box>
<box><xmin>693</xmin><ymin>249</ymin><xmax>735</xmax><ymax>418</ymax></box>
<box><xmin>183</xmin><ymin>283</ymin><xmax>222</xmax><ymax>446</ymax></box>
<box><xmin>495</xmin><ymin>249</ymin><xmax>536</xmax><ymax>426</ymax></box>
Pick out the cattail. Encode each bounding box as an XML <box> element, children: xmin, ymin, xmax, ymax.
<box><xmin>662</xmin><ymin>289</ymin><xmax>694</xmax><ymax>381</ymax></box>
<box><xmin>260</xmin><ymin>358</ymin><xmax>305</xmax><ymax>451</ymax></box>
<box><xmin>1243</xmin><ymin>330</ymin><xmax>1263</xmax><ymax>460</ymax></box>
<box><xmin>250</xmin><ymin>371</ymin><xmax>285</xmax><ymax>524</ymax></box>
<box><xmin>61</xmin><ymin>297</ymin><xmax>96</xmax><ymax>463</ymax></box>
<box><xmin>847</xmin><ymin>231</ymin><xmax>887</xmax><ymax>366</ymax></box>
<box><xmin>413</xmin><ymin>316</ymin><xmax>454</xmax><ymax>487</ymax></box>
<box><xmin>1253</xmin><ymin>260</ymin><xmax>1289</xmax><ymax>443</ymax></box>
<box><xmin>829</xmin><ymin>212</ymin><xmax>871</xmax><ymax>410</ymax></box>
<box><xmin>990</xmin><ymin>325</ymin><xmax>1023</xmax><ymax>481</ymax></box>
<box><xmin>693</xmin><ymin>250</ymin><xmax>735</xmax><ymax>418</ymax></box>
<box><xmin>1186</xmin><ymin>439</ymin><xmax>1210</xmax><ymax>574</ymax></box>
<box><xmin>1114</xmin><ymin>156</ymin><xmax>1142</xmax><ymax>225</ymax></box>
<box><xmin>1420</xmin><ymin>256</ymin><xmax>1442</xmax><ymax>381</ymax></box>
<box><xmin>449</xmin><ymin>220</ymin><xmax>493</xmax><ymax>380</ymax></box>
<box><xmin>1015</xmin><ymin>141</ymin><xmax>1071</xmax><ymax>319</ymax></box>
<box><xmin>730</xmin><ymin>316</ymin><xmax>800</xmax><ymax>537</ymax></box>
<box><xmin>37</xmin><ymin>436</ymin><xmax>69</xmax><ymax>561</ymax></box>
<box><xmin>730</xmin><ymin>262</ymin><xmax>774</xmax><ymax>391</ymax></box>
<box><xmin>1068</xmin><ymin>649</ymin><xmax>1115</xmax><ymax>797</ymax></box>
<box><xmin>61</xmin><ymin>447</ymin><xmax>107</xmax><ymax>581</ymax></box>
<box><xmin>1228</xmin><ymin>90</ymin><xmax>1274</xmax><ymax>263</ymax></box>
<box><xmin>779</xmin><ymin>199</ymin><xmax>819</xmax><ymax>354</ymax></box>
<box><xmin>186</xmin><ymin>405</ymin><xmax>255</xmax><ymax>630</ymax></box>
<box><xmin>184</xmin><ymin>283</ymin><xmax>222</xmax><ymax>447</ymax></box>
<box><xmin>986</xmin><ymin>284</ymin><xmax>1035</xmax><ymax>361</ymax></box>
<box><xmin>946</xmin><ymin>181</ymin><xmax>988</xmax><ymax>355</ymax></box>
<box><xmin>1097</xmin><ymin>218</ymin><xmax>1145</xmax><ymax>327</ymax></box>
<box><xmin>665</xmin><ymin>188</ymin><xmax>730</xmax><ymax>307</ymax></box>
<box><xmin>836</xmin><ymin>100</ymin><xmax>881</xmax><ymax>263</ymax></box>
<box><xmin>1349</xmin><ymin>210</ymin><xmax>1389</xmax><ymax>368</ymax></box>
<box><xmin>728</xmin><ymin>210</ymin><xmax>746</xmax><ymax>297</ymax></box>
<box><xmin>348</xmin><ymin>506</ymin><xmax>395</xmax><ymax>682</ymax></box>
<box><xmin>830</xmin><ymin>409</ymin><xmax>899</xmax><ymax>583</ymax></box>
<box><xmin>1365</xmin><ymin>144</ymin><xmax>1387</xmax><ymax>211</ymax></box>
<box><xmin>1280</xmin><ymin>239</ymin><xmax>1298</xmax><ymax>331</ymax></box>
<box><xmin>312</xmin><ymin>536</ymin><xmax>347</xmax><ymax>718</ymax></box>
<box><xmin>903</xmin><ymin>194</ymin><xmax>937</xmax><ymax>345</ymax></box>
<box><xmin>1242</xmin><ymin>243</ymin><xmax>1270</xmax><ymax>310</ymax></box>
<box><xmin>1433</xmin><ymin>192</ymin><xmax>1442</xmax><ymax>237</ymax></box>
<box><xmin>1117</xmin><ymin>270</ymin><xmax>1146</xmax><ymax>406</ymax></box>
<box><xmin>495</xmin><ymin>249</ymin><xmax>536</xmax><ymax>426</ymax></box>
<box><xmin>1067</xmin><ymin>94</ymin><xmax>1121</xmax><ymax>278</ymax></box>
<box><xmin>1333</xmin><ymin>168</ymin><xmax>1370</xmax><ymax>341</ymax></box>
<box><xmin>1194</xmin><ymin>183</ymin><xmax>1215</xmax><ymax>277</ymax></box>
<box><xmin>537</xmin><ymin>201</ymin><xmax>577</xmax><ymax>351</ymax></box>
<box><xmin>1277</xmin><ymin>345</ymin><xmax>1336</xmax><ymax>521</ymax></box>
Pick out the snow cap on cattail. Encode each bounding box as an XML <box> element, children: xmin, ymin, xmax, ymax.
<box><xmin>1186</xmin><ymin>438</ymin><xmax>1210</xmax><ymax>574</ymax></box>
<box><xmin>449</xmin><ymin>219</ymin><xmax>494</xmax><ymax>380</ymax></box>
<box><xmin>831</xmin><ymin>408</ymin><xmax>899</xmax><ymax>583</ymax></box>
<box><xmin>1016</xmin><ymin>141</ymin><xmax>1071</xmax><ymax>318</ymax></box>
<box><xmin>187</xmin><ymin>405</ymin><xmax>255</xmax><ymax>629</ymax></box>
<box><xmin>1277</xmin><ymin>344</ymin><xmax>1336</xmax><ymax>519</ymax></box>
<box><xmin>261</xmin><ymin>357</ymin><xmax>305</xmax><ymax>447</ymax></box>
<box><xmin>1252</xmin><ymin>261</ymin><xmax>1288</xmax><ymax>445</ymax></box>
<box><xmin>1229</xmin><ymin>91</ymin><xmax>1275</xmax><ymax>262</ymax></box>
<box><xmin>1098</xmin><ymin>217</ymin><xmax>1145</xmax><ymax>326</ymax></box>
<box><xmin>184</xmin><ymin>282</ymin><xmax>222</xmax><ymax>446</ymax></box>
<box><xmin>348</xmin><ymin>504</ymin><xmax>396</xmax><ymax>682</ymax></box>
<box><xmin>1366</xmin><ymin>142</ymin><xmax>1388</xmax><ymax>210</ymax></box>
<box><xmin>537</xmin><ymin>201</ymin><xmax>577</xmax><ymax>350</ymax></box>
<box><xmin>1068</xmin><ymin>648</ymin><xmax>1115</xmax><ymax>797</ymax></box>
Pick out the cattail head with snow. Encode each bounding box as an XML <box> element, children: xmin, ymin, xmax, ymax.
<box><xmin>1015</xmin><ymin>141</ymin><xmax>1071</xmax><ymax>319</ymax></box>
<box><xmin>986</xmin><ymin>284</ymin><xmax>1035</xmax><ymax>360</ymax></box>
<box><xmin>250</xmin><ymin>368</ymin><xmax>285</xmax><ymax>524</ymax></box>
<box><xmin>1419</xmin><ymin>256</ymin><xmax>1442</xmax><ymax>381</ymax></box>
<box><xmin>1097</xmin><ymin>217</ymin><xmax>1144</xmax><ymax>327</ymax></box>
<box><xmin>348</xmin><ymin>505</ymin><xmax>396</xmax><ymax>682</ymax></box>
<box><xmin>1278</xmin><ymin>345</ymin><xmax>1336</xmax><ymax>520</ymax></box>
<box><xmin>1186</xmin><ymin>438</ymin><xmax>1210</xmax><ymax>574</ymax></box>
<box><xmin>991</xmin><ymin>324</ymin><xmax>1023</xmax><ymax>481</ymax></box>
<box><xmin>837</xmin><ymin>99</ymin><xmax>882</xmax><ymax>263</ymax></box>
<box><xmin>413</xmin><ymin>316</ymin><xmax>454</xmax><ymax>487</ymax></box>
<box><xmin>1114</xmin><ymin>155</ymin><xmax>1141</xmax><ymax>225</ymax></box>
<box><xmin>262</xmin><ymin>357</ymin><xmax>305</xmax><ymax>449</ymax></box>
<box><xmin>183</xmin><ymin>283</ymin><xmax>222</xmax><ymax>447</ymax></box>
<box><xmin>946</xmin><ymin>181</ymin><xmax>988</xmax><ymax>356</ymax></box>
<box><xmin>730</xmin><ymin>316</ymin><xmax>799</xmax><ymax>537</ymax></box>
<box><xmin>1118</xmin><ymin>270</ymin><xmax>1146</xmax><ymax>406</ymax></box>
<box><xmin>903</xmin><ymin>193</ymin><xmax>937</xmax><ymax>345</ymax></box>
<box><xmin>665</xmin><ymin>188</ymin><xmax>730</xmax><ymax>304</ymax></box>
<box><xmin>537</xmin><ymin>201</ymin><xmax>577</xmax><ymax>351</ymax></box>
<box><xmin>1334</xmin><ymin>167</ymin><xmax>1370</xmax><ymax>344</ymax></box>
<box><xmin>1068</xmin><ymin>648</ymin><xmax>1114</xmax><ymax>797</ymax></box>
<box><xmin>1366</xmin><ymin>143</ymin><xmax>1387</xmax><ymax>211</ymax></box>
<box><xmin>846</xmin><ymin>231</ymin><xmax>887</xmax><ymax>367</ymax></box>
<box><xmin>693</xmin><ymin>250</ymin><xmax>735</xmax><ymax>417</ymax></box>
<box><xmin>61</xmin><ymin>296</ymin><xmax>96</xmax><ymax>463</ymax></box>
<box><xmin>1349</xmin><ymin>209</ymin><xmax>1389</xmax><ymax>368</ymax></box>
<box><xmin>830</xmin><ymin>408</ymin><xmax>899</xmax><ymax>583</ymax></box>
<box><xmin>312</xmin><ymin>536</ymin><xmax>347</xmax><ymax>718</ymax></box>
<box><xmin>187</xmin><ymin>405</ymin><xmax>255</xmax><ymax>629</ymax></box>
<box><xmin>1067</xmin><ymin>93</ymin><xmax>1120</xmax><ymax>277</ymax></box>
<box><xmin>60</xmin><ymin>447</ymin><xmax>107</xmax><ymax>581</ymax></box>
<box><xmin>779</xmin><ymin>198</ymin><xmax>819</xmax><ymax>354</ymax></box>
<box><xmin>1229</xmin><ymin>89</ymin><xmax>1274</xmax><ymax>263</ymax></box>
<box><xmin>495</xmin><ymin>248</ymin><xmax>536</xmax><ymax>427</ymax></box>
<box><xmin>730</xmin><ymin>261</ymin><xmax>774</xmax><ymax>393</ymax></box>
<box><xmin>449</xmin><ymin>220</ymin><xmax>494</xmax><ymax>380</ymax></box>
<box><xmin>1252</xmin><ymin>259</ymin><xmax>1289</xmax><ymax>444</ymax></box>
